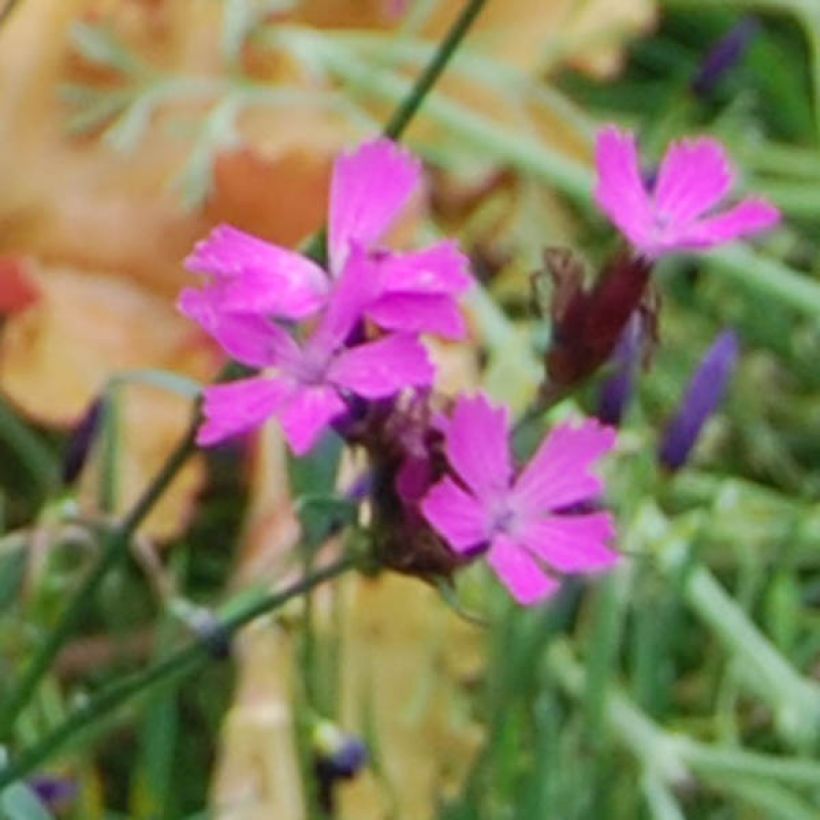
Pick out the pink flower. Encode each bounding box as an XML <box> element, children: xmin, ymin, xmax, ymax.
<box><xmin>595</xmin><ymin>126</ymin><xmax>780</xmax><ymax>258</ymax></box>
<box><xmin>196</xmin><ymin>259</ymin><xmax>434</xmax><ymax>455</ymax></box>
<box><xmin>181</xmin><ymin>139</ymin><xmax>472</xmax><ymax>340</ymax></box>
<box><xmin>421</xmin><ymin>394</ymin><xmax>618</xmax><ymax>605</ymax></box>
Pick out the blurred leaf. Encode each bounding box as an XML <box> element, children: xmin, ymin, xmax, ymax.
<box><xmin>70</xmin><ymin>21</ymin><xmax>147</xmax><ymax>75</ymax></box>
<box><xmin>0</xmin><ymin>539</ymin><xmax>26</xmax><ymax>612</ymax></box>
<box><xmin>0</xmin><ymin>263</ymin><xmax>217</xmax><ymax>539</ymax></box>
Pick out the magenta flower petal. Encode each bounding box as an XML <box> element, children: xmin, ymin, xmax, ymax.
<box><xmin>275</xmin><ymin>384</ymin><xmax>347</xmax><ymax>455</ymax></box>
<box><xmin>329</xmin><ymin>334</ymin><xmax>434</xmax><ymax>398</ymax></box>
<box><xmin>311</xmin><ymin>245</ymin><xmax>382</xmax><ymax>352</ymax></box>
<box><xmin>487</xmin><ymin>535</ymin><xmax>560</xmax><ymax>605</ymax></box>
<box><xmin>595</xmin><ymin>127</ymin><xmax>655</xmax><ymax>249</ymax></box>
<box><xmin>686</xmin><ymin>198</ymin><xmax>781</xmax><ymax>247</ymax></box>
<box><xmin>654</xmin><ymin>138</ymin><xmax>733</xmax><ymax>224</ymax></box>
<box><xmin>519</xmin><ymin>513</ymin><xmax>618</xmax><ymax>573</ymax></box>
<box><xmin>366</xmin><ymin>293</ymin><xmax>466</xmax><ymax>340</ymax></box>
<box><xmin>186</xmin><ymin>225</ymin><xmax>329</xmax><ymax>319</ymax></box>
<box><xmin>595</xmin><ymin>126</ymin><xmax>781</xmax><ymax>257</ymax></box>
<box><xmin>445</xmin><ymin>394</ymin><xmax>513</xmax><ymax>499</ymax></box>
<box><xmin>421</xmin><ymin>476</ymin><xmax>491</xmax><ymax>553</ymax></box>
<box><xmin>514</xmin><ymin>420</ymin><xmax>616</xmax><ymax>512</ymax></box>
<box><xmin>328</xmin><ymin>139</ymin><xmax>421</xmax><ymax>274</ymax></box>
<box><xmin>420</xmin><ymin>393</ymin><xmax>619</xmax><ymax>606</ymax></box>
<box><xmin>377</xmin><ymin>241</ymin><xmax>472</xmax><ymax>295</ymax></box>
<box><xmin>197</xmin><ymin>377</ymin><xmax>289</xmax><ymax>446</ymax></box>
<box><xmin>179</xmin><ymin>287</ymin><xmax>299</xmax><ymax>368</ymax></box>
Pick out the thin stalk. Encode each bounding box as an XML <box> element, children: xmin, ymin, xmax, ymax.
<box><xmin>647</xmin><ymin>505</ymin><xmax>820</xmax><ymax>746</ymax></box>
<box><xmin>549</xmin><ymin>639</ymin><xmax>820</xmax><ymax>807</ymax></box>
<box><xmin>0</xmin><ymin>395</ymin><xmax>58</xmax><ymax>494</ymax></box>
<box><xmin>0</xmin><ymin>412</ymin><xmax>199</xmax><ymax>738</ymax></box>
<box><xmin>0</xmin><ymin>556</ymin><xmax>356</xmax><ymax>789</ymax></box>
<box><xmin>380</xmin><ymin>0</ymin><xmax>488</xmax><ymax>140</ymax></box>
<box><xmin>302</xmin><ymin>0</ymin><xmax>489</xmax><ymax>263</ymax></box>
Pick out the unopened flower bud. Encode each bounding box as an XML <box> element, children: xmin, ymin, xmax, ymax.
<box><xmin>28</xmin><ymin>774</ymin><xmax>77</xmax><ymax>811</ymax></box>
<box><xmin>692</xmin><ymin>17</ymin><xmax>759</xmax><ymax>98</ymax></box>
<box><xmin>61</xmin><ymin>399</ymin><xmax>104</xmax><ymax>485</ymax></box>
<box><xmin>543</xmin><ymin>249</ymin><xmax>653</xmax><ymax>390</ymax></box>
<box><xmin>312</xmin><ymin>720</ymin><xmax>368</xmax><ymax>813</ymax></box>
<box><xmin>659</xmin><ymin>330</ymin><xmax>739</xmax><ymax>471</ymax></box>
<box><xmin>597</xmin><ymin>312</ymin><xmax>645</xmax><ymax>425</ymax></box>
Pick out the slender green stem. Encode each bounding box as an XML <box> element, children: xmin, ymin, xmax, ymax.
<box><xmin>381</xmin><ymin>0</ymin><xmax>488</xmax><ymax>140</ymax></box>
<box><xmin>549</xmin><ymin>639</ymin><xmax>820</xmax><ymax>808</ymax></box>
<box><xmin>638</xmin><ymin>504</ymin><xmax>820</xmax><ymax>746</ymax></box>
<box><xmin>0</xmin><ymin>411</ymin><xmax>199</xmax><ymax>738</ymax></box>
<box><xmin>302</xmin><ymin>0</ymin><xmax>489</xmax><ymax>263</ymax></box>
<box><xmin>0</xmin><ymin>395</ymin><xmax>58</xmax><ymax>495</ymax></box>
<box><xmin>0</xmin><ymin>556</ymin><xmax>356</xmax><ymax>789</ymax></box>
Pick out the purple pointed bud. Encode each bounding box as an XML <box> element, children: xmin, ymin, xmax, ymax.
<box><xmin>659</xmin><ymin>330</ymin><xmax>739</xmax><ymax>471</ymax></box>
<box><xmin>692</xmin><ymin>17</ymin><xmax>760</xmax><ymax>98</ymax></box>
<box><xmin>61</xmin><ymin>399</ymin><xmax>104</xmax><ymax>485</ymax></box>
<box><xmin>597</xmin><ymin>312</ymin><xmax>644</xmax><ymax>425</ymax></box>
<box><xmin>312</xmin><ymin>721</ymin><xmax>368</xmax><ymax>779</ymax></box>
<box><xmin>29</xmin><ymin>775</ymin><xmax>77</xmax><ymax>810</ymax></box>
<box><xmin>312</xmin><ymin>720</ymin><xmax>368</xmax><ymax>813</ymax></box>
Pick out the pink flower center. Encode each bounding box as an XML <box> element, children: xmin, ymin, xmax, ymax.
<box><xmin>293</xmin><ymin>347</ymin><xmax>332</xmax><ymax>385</ymax></box>
<box><xmin>487</xmin><ymin>495</ymin><xmax>524</xmax><ymax>539</ymax></box>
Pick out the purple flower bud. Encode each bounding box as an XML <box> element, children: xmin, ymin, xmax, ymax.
<box><xmin>659</xmin><ymin>330</ymin><xmax>739</xmax><ymax>471</ymax></box>
<box><xmin>312</xmin><ymin>721</ymin><xmax>368</xmax><ymax>813</ymax></box>
<box><xmin>692</xmin><ymin>17</ymin><xmax>760</xmax><ymax>98</ymax></box>
<box><xmin>597</xmin><ymin>312</ymin><xmax>644</xmax><ymax>425</ymax></box>
<box><xmin>61</xmin><ymin>399</ymin><xmax>103</xmax><ymax>485</ymax></box>
<box><xmin>29</xmin><ymin>774</ymin><xmax>77</xmax><ymax>811</ymax></box>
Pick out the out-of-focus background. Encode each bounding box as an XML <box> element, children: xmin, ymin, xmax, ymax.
<box><xmin>1</xmin><ymin>1</ymin><xmax>820</xmax><ymax>817</ymax></box>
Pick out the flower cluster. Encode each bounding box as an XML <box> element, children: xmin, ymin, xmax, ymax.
<box><xmin>179</xmin><ymin>128</ymin><xmax>778</xmax><ymax>606</ymax></box>
<box><xmin>180</xmin><ymin>139</ymin><xmax>471</xmax><ymax>455</ymax></box>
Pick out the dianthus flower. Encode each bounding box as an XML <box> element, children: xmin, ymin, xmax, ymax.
<box><xmin>193</xmin><ymin>252</ymin><xmax>434</xmax><ymax>454</ymax></box>
<box><xmin>421</xmin><ymin>394</ymin><xmax>618</xmax><ymax>605</ymax></box>
<box><xmin>179</xmin><ymin>138</ymin><xmax>475</xmax><ymax>453</ymax></box>
<box><xmin>181</xmin><ymin>139</ymin><xmax>471</xmax><ymax>341</ymax></box>
<box><xmin>595</xmin><ymin>126</ymin><xmax>780</xmax><ymax>257</ymax></box>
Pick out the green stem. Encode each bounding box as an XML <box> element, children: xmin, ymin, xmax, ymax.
<box><xmin>0</xmin><ymin>395</ymin><xmax>58</xmax><ymax>495</ymax></box>
<box><xmin>682</xmin><ymin>563</ymin><xmax>820</xmax><ymax>742</ymax></box>
<box><xmin>380</xmin><ymin>0</ymin><xmax>489</xmax><ymax>140</ymax></box>
<box><xmin>704</xmin><ymin>245</ymin><xmax>820</xmax><ymax>318</ymax></box>
<box><xmin>302</xmin><ymin>0</ymin><xmax>489</xmax><ymax>263</ymax></box>
<box><xmin>640</xmin><ymin>504</ymin><xmax>820</xmax><ymax>746</ymax></box>
<box><xmin>677</xmin><ymin>738</ymin><xmax>820</xmax><ymax>789</ymax></box>
<box><xmin>318</xmin><ymin>38</ymin><xmax>594</xmax><ymax>202</ymax></box>
<box><xmin>0</xmin><ymin>412</ymin><xmax>199</xmax><ymax>739</ymax></box>
<box><xmin>549</xmin><ymin>639</ymin><xmax>820</xmax><ymax>806</ymax></box>
<box><xmin>0</xmin><ymin>556</ymin><xmax>356</xmax><ymax>789</ymax></box>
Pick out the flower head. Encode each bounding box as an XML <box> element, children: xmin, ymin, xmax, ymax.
<box><xmin>195</xmin><ymin>259</ymin><xmax>434</xmax><ymax>455</ymax></box>
<box><xmin>595</xmin><ymin>126</ymin><xmax>780</xmax><ymax>258</ymax></box>
<box><xmin>181</xmin><ymin>139</ymin><xmax>471</xmax><ymax>340</ymax></box>
<box><xmin>421</xmin><ymin>394</ymin><xmax>618</xmax><ymax>605</ymax></box>
<box><xmin>180</xmin><ymin>139</ymin><xmax>474</xmax><ymax>454</ymax></box>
